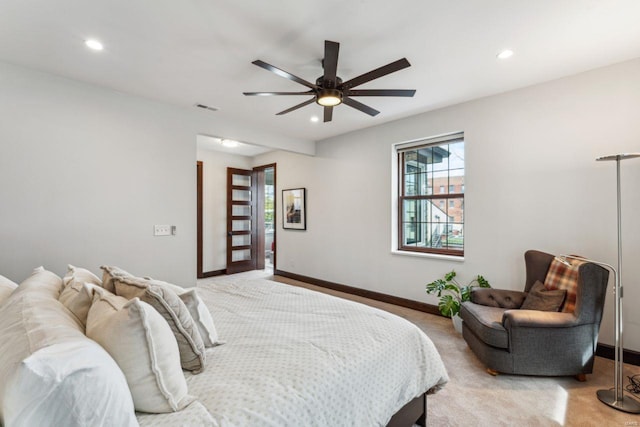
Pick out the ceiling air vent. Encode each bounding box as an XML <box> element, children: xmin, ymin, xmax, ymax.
<box><xmin>195</xmin><ymin>103</ymin><xmax>219</xmax><ymax>112</ymax></box>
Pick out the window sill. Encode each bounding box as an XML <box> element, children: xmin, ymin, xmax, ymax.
<box><xmin>391</xmin><ymin>249</ymin><xmax>465</xmax><ymax>262</ymax></box>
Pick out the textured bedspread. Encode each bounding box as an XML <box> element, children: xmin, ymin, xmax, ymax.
<box><xmin>138</xmin><ymin>277</ymin><xmax>448</xmax><ymax>427</ymax></box>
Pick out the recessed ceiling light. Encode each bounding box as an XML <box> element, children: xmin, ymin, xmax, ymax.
<box><xmin>85</xmin><ymin>39</ymin><xmax>104</xmax><ymax>51</ymax></box>
<box><xmin>221</xmin><ymin>139</ymin><xmax>239</xmax><ymax>148</ymax></box>
<box><xmin>310</xmin><ymin>116</ymin><xmax>319</xmax><ymax>123</ymax></box>
<box><xmin>497</xmin><ymin>49</ymin><xmax>513</xmax><ymax>60</ymax></box>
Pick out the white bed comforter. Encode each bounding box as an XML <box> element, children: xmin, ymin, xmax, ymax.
<box><xmin>138</xmin><ymin>278</ymin><xmax>448</xmax><ymax>427</ymax></box>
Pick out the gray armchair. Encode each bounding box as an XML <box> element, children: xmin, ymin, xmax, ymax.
<box><xmin>460</xmin><ymin>250</ymin><xmax>609</xmax><ymax>378</ymax></box>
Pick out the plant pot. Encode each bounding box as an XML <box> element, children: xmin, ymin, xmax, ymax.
<box><xmin>451</xmin><ymin>313</ymin><xmax>463</xmax><ymax>334</ymax></box>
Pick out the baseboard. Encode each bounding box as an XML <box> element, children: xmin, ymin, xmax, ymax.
<box><xmin>199</xmin><ymin>269</ymin><xmax>225</xmax><ymax>278</ymax></box>
<box><xmin>274</xmin><ymin>269</ymin><xmax>441</xmax><ymax>316</ymax></box>
<box><xmin>274</xmin><ymin>269</ymin><xmax>639</xmax><ymax>367</ymax></box>
<box><xmin>596</xmin><ymin>343</ymin><xmax>640</xmax><ymax>366</ymax></box>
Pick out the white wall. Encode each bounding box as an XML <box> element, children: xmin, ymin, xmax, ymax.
<box><xmin>197</xmin><ymin>149</ymin><xmax>252</xmax><ymax>272</ymax></box>
<box><xmin>0</xmin><ymin>61</ymin><xmax>313</xmax><ymax>285</ymax></box>
<box><xmin>255</xmin><ymin>58</ymin><xmax>640</xmax><ymax>350</ymax></box>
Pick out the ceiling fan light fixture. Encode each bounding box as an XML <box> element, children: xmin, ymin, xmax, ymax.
<box><xmin>316</xmin><ymin>89</ymin><xmax>342</xmax><ymax>107</ymax></box>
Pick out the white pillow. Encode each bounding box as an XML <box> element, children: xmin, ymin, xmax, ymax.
<box><xmin>113</xmin><ymin>276</ymin><xmax>206</xmax><ymax>373</ymax></box>
<box><xmin>178</xmin><ymin>289</ymin><xmax>222</xmax><ymax>348</ymax></box>
<box><xmin>4</xmin><ymin>341</ymin><xmax>137</xmax><ymax>427</ymax></box>
<box><xmin>59</xmin><ymin>265</ymin><xmax>103</xmax><ymax>327</ymax></box>
<box><xmin>149</xmin><ymin>279</ymin><xmax>222</xmax><ymax>348</ymax></box>
<box><xmin>99</xmin><ymin>265</ymin><xmax>134</xmax><ymax>293</ymax></box>
<box><xmin>59</xmin><ymin>282</ymin><xmax>99</xmax><ymax>327</ymax></box>
<box><xmin>0</xmin><ymin>267</ymin><xmax>137</xmax><ymax>426</ymax></box>
<box><xmin>62</xmin><ymin>264</ymin><xmax>102</xmax><ymax>289</ymax></box>
<box><xmin>0</xmin><ymin>274</ymin><xmax>18</xmax><ymax>307</ymax></box>
<box><xmin>86</xmin><ymin>288</ymin><xmax>194</xmax><ymax>413</ymax></box>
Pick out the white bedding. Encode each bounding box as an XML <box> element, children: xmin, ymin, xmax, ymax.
<box><xmin>138</xmin><ymin>277</ymin><xmax>448</xmax><ymax>426</ymax></box>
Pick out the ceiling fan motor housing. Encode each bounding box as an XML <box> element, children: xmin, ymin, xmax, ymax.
<box><xmin>316</xmin><ymin>76</ymin><xmax>342</xmax><ymax>89</ymax></box>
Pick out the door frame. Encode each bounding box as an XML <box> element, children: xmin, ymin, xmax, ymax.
<box><xmin>197</xmin><ymin>161</ymin><xmax>204</xmax><ymax>278</ymax></box>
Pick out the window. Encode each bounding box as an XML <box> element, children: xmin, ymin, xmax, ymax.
<box><xmin>397</xmin><ymin>133</ymin><xmax>464</xmax><ymax>256</ymax></box>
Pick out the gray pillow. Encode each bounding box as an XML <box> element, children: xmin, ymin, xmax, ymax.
<box><xmin>112</xmin><ymin>275</ymin><xmax>206</xmax><ymax>373</ymax></box>
<box><xmin>521</xmin><ymin>281</ymin><xmax>567</xmax><ymax>312</ymax></box>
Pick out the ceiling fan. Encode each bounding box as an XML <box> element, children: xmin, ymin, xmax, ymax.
<box><xmin>243</xmin><ymin>40</ymin><xmax>416</xmax><ymax>122</ymax></box>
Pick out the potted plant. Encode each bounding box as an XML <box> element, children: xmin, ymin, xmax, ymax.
<box><xmin>426</xmin><ymin>271</ymin><xmax>491</xmax><ymax>333</ymax></box>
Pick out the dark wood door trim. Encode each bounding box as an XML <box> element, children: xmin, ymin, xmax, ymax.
<box><xmin>196</xmin><ymin>161</ymin><xmax>204</xmax><ymax>278</ymax></box>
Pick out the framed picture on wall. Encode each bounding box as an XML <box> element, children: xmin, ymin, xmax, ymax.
<box><xmin>282</xmin><ymin>188</ymin><xmax>306</xmax><ymax>230</ymax></box>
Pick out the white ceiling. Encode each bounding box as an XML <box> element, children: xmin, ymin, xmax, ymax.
<box><xmin>2</xmin><ymin>0</ymin><xmax>640</xmax><ymax>144</ymax></box>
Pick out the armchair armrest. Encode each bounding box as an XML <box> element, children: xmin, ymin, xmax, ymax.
<box><xmin>471</xmin><ymin>288</ymin><xmax>526</xmax><ymax>309</ymax></box>
<box><xmin>503</xmin><ymin>310</ymin><xmax>578</xmax><ymax>329</ymax></box>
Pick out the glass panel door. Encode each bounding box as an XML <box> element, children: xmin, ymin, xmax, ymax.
<box><xmin>226</xmin><ymin>168</ymin><xmax>256</xmax><ymax>274</ymax></box>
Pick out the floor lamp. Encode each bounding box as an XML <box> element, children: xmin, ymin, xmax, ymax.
<box><xmin>591</xmin><ymin>153</ymin><xmax>640</xmax><ymax>413</ymax></box>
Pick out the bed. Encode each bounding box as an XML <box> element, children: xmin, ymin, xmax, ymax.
<box><xmin>0</xmin><ymin>268</ymin><xmax>447</xmax><ymax>427</ymax></box>
<box><xmin>137</xmin><ymin>276</ymin><xmax>449</xmax><ymax>426</ymax></box>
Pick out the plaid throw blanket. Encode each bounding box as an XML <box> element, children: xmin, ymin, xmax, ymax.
<box><xmin>543</xmin><ymin>256</ymin><xmax>586</xmax><ymax>313</ymax></box>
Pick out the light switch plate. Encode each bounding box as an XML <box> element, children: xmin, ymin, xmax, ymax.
<box><xmin>154</xmin><ymin>225</ymin><xmax>172</xmax><ymax>236</ymax></box>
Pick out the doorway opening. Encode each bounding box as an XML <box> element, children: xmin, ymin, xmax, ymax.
<box><xmin>196</xmin><ymin>161</ymin><xmax>276</xmax><ymax>277</ymax></box>
<box><xmin>253</xmin><ymin>164</ymin><xmax>276</xmax><ymax>274</ymax></box>
<box><xmin>263</xmin><ymin>166</ymin><xmax>275</xmax><ymax>273</ymax></box>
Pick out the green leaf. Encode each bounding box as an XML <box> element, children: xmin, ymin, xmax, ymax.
<box><xmin>427</xmin><ymin>272</ymin><xmax>490</xmax><ymax>304</ymax></box>
<box><xmin>443</xmin><ymin>283</ymin><xmax>461</xmax><ymax>297</ymax></box>
<box><xmin>426</xmin><ymin>278</ymin><xmax>447</xmax><ymax>296</ymax></box>
<box><xmin>460</xmin><ymin>285</ymin><xmax>471</xmax><ymax>302</ymax></box>
<box><xmin>476</xmin><ymin>275</ymin><xmax>491</xmax><ymax>288</ymax></box>
<box><xmin>438</xmin><ymin>294</ymin><xmax>461</xmax><ymax>317</ymax></box>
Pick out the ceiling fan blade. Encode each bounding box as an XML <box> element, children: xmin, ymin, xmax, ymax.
<box><xmin>276</xmin><ymin>98</ymin><xmax>316</xmax><ymax>115</ymax></box>
<box><xmin>342</xmin><ymin>97</ymin><xmax>380</xmax><ymax>117</ymax></box>
<box><xmin>323</xmin><ymin>40</ymin><xmax>340</xmax><ymax>88</ymax></box>
<box><xmin>252</xmin><ymin>60</ymin><xmax>317</xmax><ymax>90</ymax></box>
<box><xmin>323</xmin><ymin>106</ymin><xmax>333</xmax><ymax>122</ymax></box>
<box><xmin>341</xmin><ymin>58</ymin><xmax>411</xmax><ymax>90</ymax></box>
<box><xmin>345</xmin><ymin>89</ymin><xmax>416</xmax><ymax>97</ymax></box>
<box><xmin>243</xmin><ymin>90</ymin><xmax>315</xmax><ymax>96</ymax></box>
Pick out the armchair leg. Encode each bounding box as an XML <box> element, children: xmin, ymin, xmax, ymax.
<box><xmin>574</xmin><ymin>374</ymin><xmax>587</xmax><ymax>382</ymax></box>
<box><xmin>487</xmin><ymin>368</ymin><xmax>499</xmax><ymax>376</ymax></box>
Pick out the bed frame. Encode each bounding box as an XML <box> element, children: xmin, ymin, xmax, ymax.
<box><xmin>386</xmin><ymin>392</ymin><xmax>427</xmax><ymax>427</ymax></box>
